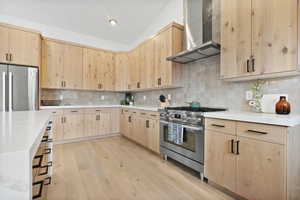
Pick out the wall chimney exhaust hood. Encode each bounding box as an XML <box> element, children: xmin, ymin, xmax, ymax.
<box><xmin>167</xmin><ymin>0</ymin><xmax>220</xmax><ymax>64</ymax></box>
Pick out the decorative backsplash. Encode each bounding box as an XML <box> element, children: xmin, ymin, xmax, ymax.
<box><xmin>132</xmin><ymin>56</ymin><xmax>300</xmax><ymax>114</ymax></box>
<box><xmin>41</xmin><ymin>89</ymin><xmax>124</xmax><ymax>106</ymax></box>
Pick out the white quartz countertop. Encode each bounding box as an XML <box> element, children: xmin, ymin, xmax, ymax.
<box><xmin>204</xmin><ymin>111</ymin><xmax>300</xmax><ymax>127</ymax></box>
<box><xmin>0</xmin><ymin>110</ymin><xmax>52</xmax><ymax>200</ymax></box>
<box><xmin>40</xmin><ymin>105</ymin><xmax>160</xmax><ymax>112</ymax></box>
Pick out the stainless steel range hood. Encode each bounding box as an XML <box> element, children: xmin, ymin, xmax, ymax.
<box><xmin>167</xmin><ymin>0</ymin><xmax>220</xmax><ymax>64</ymax></box>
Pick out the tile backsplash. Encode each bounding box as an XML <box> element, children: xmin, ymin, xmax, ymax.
<box><xmin>41</xmin><ymin>89</ymin><xmax>124</xmax><ymax>106</ymax></box>
<box><xmin>132</xmin><ymin>56</ymin><xmax>300</xmax><ymax>114</ymax></box>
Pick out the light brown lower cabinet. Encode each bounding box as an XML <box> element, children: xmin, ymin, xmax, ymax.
<box><xmin>51</xmin><ymin>108</ymin><xmax>120</xmax><ymax>142</ymax></box>
<box><xmin>204</xmin><ymin>118</ymin><xmax>300</xmax><ymax>200</ymax></box>
<box><xmin>120</xmin><ymin>109</ymin><xmax>160</xmax><ymax>154</ymax></box>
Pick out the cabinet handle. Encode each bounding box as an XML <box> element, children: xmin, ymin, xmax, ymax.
<box><xmin>128</xmin><ymin>84</ymin><xmax>131</xmax><ymax>89</ymax></box>
<box><xmin>32</xmin><ymin>180</ymin><xmax>44</xmax><ymax>199</ymax></box>
<box><xmin>251</xmin><ymin>57</ymin><xmax>255</xmax><ymax>72</ymax></box>
<box><xmin>128</xmin><ymin>116</ymin><xmax>131</xmax><ymax>123</ymax></box>
<box><xmin>61</xmin><ymin>81</ymin><xmax>64</xmax><ymax>87</ymax></box>
<box><xmin>9</xmin><ymin>54</ymin><xmax>12</xmax><ymax>61</ymax></box>
<box><xmin>71</xmin><ymin>110</ymin><xmax>78</xmax><ymax>113</ymax></box>
<box><xmin>211</xmin><ymin>124</ymin><xmax>225</xmax><ymax>128</ymax></box>
<box><xmin>95</xmin><ymin>110</ymin><xmax>101</xmax><ymax>112</ymax></box>
<box><xmin>235</xmin><ymin>140</ymin><xmax>240</xmax><ymax>155</ymax></box>
<box><xmin>5</xmin><ymin>53</ymin><xmax>9</xmax><ymax>61</ymax></box>
<box><xmin>230</xmin><ymin>139</ymin><xmax>234</xmax><ymax>154</ymax></box>
<box><xmin>61</xmin><ymin>117</ymin><xmax>64</xmax><ymax>123</ymax></box>
<box><xmin>246</xmin><ymin>59</ymin><xmax>250</xmax><ymax>72</ymax></box>
<box><xmin>146</xmin><ymin>120</ymin><xmax>150</xmax><ymax>128</ymax></box>
<box><xmin>158</xmin><ymin>78</ymin><xmax>161</xmax><ymax>86</ymax></box>
<box><xmin>141</xmin><ymin>113</ymin><xmax>146</xmax><ymax>115</ymax></box>
<box><xmin>247</xmin><ymin>129</ymin><xmax>268</xmax><ymax>135</ymax></box>
<box><xmin>137</xmin><ymin>82</ymin><xmax>140</xmax><ymax>88</ymax></box>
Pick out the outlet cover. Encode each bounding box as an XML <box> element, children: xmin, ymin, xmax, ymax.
<box><xmin>246</xmin><ymin>90</ymin><xmax>253</xmax><ymax>101</ymax></box>
<box><xmin>101</xmin><ymin>95</ymin><xmax>105</xmax><ymax>100</ymax></box>
<box><xmin>167</xmin><ymin>94</ymin><xmax>172</xmax><ymax>100</ymax></box>
<box><xmin>143</xmin><ymin>96</ymin><xmax>146</xmax><ymax>100</ymax></box>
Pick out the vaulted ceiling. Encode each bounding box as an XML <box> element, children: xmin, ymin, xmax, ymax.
<box><xmin>0</xmin><ymin>0</ymin><xmax>172</xmax><ymax>45</ymax></box>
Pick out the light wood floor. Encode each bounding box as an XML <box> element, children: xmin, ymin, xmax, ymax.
<box><xmin>47</xmin><ymin>136</ymin><xmax>234</xmax><ymax>200</ymax></box>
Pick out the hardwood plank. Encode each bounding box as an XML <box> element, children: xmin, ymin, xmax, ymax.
<box><xmin>47</xmin><ymin>136</ymin><xmax>234</xmax><ymax>200</ymax></box>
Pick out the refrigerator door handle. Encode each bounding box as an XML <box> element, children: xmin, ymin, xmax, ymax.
<box><xmin>8</xmin><ymin>72</ymin><xmax>13</xmax><ymax>111</ymax></box>
<box><xmin>2</xmin><ymin>72</ymin><xmax>6</xmax><ymax>111</ymax></box>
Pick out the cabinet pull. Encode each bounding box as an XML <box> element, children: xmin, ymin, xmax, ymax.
<box><xmin>211</xmin><ymin>124</ymin><xmax>225</xmax><ymax>128</ymax></box>
<box><xmin>146</xmin><ymin>120</ymin><xmax>150</xmax><ymax>128</ymax></box>
<box><xmin>128</xmin><ymin>116</ymin><xmax>131</xmax><ymax>123</ymax></box>
<box><xmin>5</xmin><ymin>53</ymin><xmax>9</xmax><ymax>61</ymax></box>
<box><xmin>9</xmin><ymin>54</ymin><xmax>12</xmax><ymax>61</ymax></box>
<box><xmin>128</xmin><ymin>84</ymin><xmax>131</xmax><ymax>89</ymax></box>
<box><xmin>95</xmin><ymin>110</ymin><xmax>101</xmax><ymax>112</ymax></box>
<box><xmin>141</xmin><ymin>113</ymin><xmax>146</xmax><ymax>115</ymax></box>
<box><xmin>235</xmin><ymin>140</ymin><xmax>240</xmax><ymax>155</ymax></box>
<box><xmin>33</xmin><ymin>155</ymin><xmax>43</xmax><ymax>168</ymax></box>
<box><xmin>32</xmin><ymin>180</ymin><xmax>44</xmax><ymax>199</ymax></box>
<box><xmin>246</xmin><ymin>59</ymin><xmax>250</xmax><ymax>72</ymax></box>
<box><xmin>44</xmin><ymin>177</ymin><xmax>52</xmax><ymax>185</ymax></box>
<box><xmin>158</xmin><ymin>78</ymin><xmax>162</xmax><ymax>86</ymax></box>
<box><xmin>61</xmin><ymin>117</ymin><xmax>64</xmax><ymax>123</ymax></box>
<box><xmin>71</xmin><ymin>110</ymin><xmax>78</xmax><ymax>113</ymax></box>
<box><xmin>39</xmin><ymin>161</ymin><xmax>53</xmax><ymax>176</ymax></box>
<box><xmin>247</xmin><ymin>129</ymin><xmax>268</xmax><ymax>135</ymax></box>
<box><xmin>61</xmin><ymin>81</ymin><xmax>64</xmax><ymax>87</ymax></box>
<box><xmin>230</xmin><ymin>139</ymin><xmax>234</xmax><ymax>154</ymax></box>
<box><xmin>137</xmin><ymin>82</ymin><xmax>140</xmax><ymax>88</ymax></box>
<box><xmin>251</xmin><ymin>57</ymin><xmax>255</xmax><ymax>72</ymax></box>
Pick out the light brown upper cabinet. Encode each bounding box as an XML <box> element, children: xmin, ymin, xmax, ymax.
<box><xmin>0</xmin><ymin>24</ymin><xmax>41</xmax><ymax>67</ymax></box>
<box><xmin>100</xmin><ymin>51</ymin><xmax>115</xmax><ymax>91</ymax></box>
<box><xmin>41</xmin><ymin>39</ymin><xmax>83</xmax><ymax>89</ymax></box>
<box><xmin>221</xmin><ymin>0</ymin><xmax>300</xmax><ymax>81</ymax></box>
<box><xmin>154</xmin><ymin>24</ymin><xmax>183</xmax><ymax>88</ymax></box>
<box><xmin>115</xmin><ymin>52</ymin><xmax>130</xmax><ymax>91</ymax></box>
<box><xmin>83</xmin><ymin>48</ymin><xmax>99</xmax><ymax>90</ymax></box>
<box><xmin>128</xmin><ymin>48</ymin><xmax>140</xmax><ymax>90</ymax></box>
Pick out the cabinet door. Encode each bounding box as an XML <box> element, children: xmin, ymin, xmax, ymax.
<box><xmin>204</xmin><ymin>130</ymin><xmax>237</xmax><ymax>192</ymax></box>
<box><xmin>0</xmin><ymin>26</ymin><xmax>9</xmax><ymax>63</ymax></box>
<box><xmin>63</xmin><ymin>113</ymin><xmax>84</xmax><ymax>140</ymax></box>
<box><xmin>8</xmin><ymin>29</ymin><xmax>41</xmax><ymax>67</ymax></box>
<box><xmin>144</xmin><ymin>40</ymin><xmax>155</xmax><ymax>89</ymax></box>
<box><xmin>220</xmin><ymin>0</ymin><xmax>253</xmax><ymax>78</ymax></box>
<box><xmin>115</xmin><ymin>52</ymin><xmax>129</xmax><ymax>91</ymax></box>
<box><xmin>41</xmin><ymin>41</ymin><xmax>64</xmax><ymax>89</ymax></box>
<box><xmin>96</xmin><ymin>110</ymin><xmax>112</xmax><ymax>135</ymax></box>
<box><xmin>139</xmin><ymin>43</ymin><xmax>146</xmax><ymax>89</ymax></box>
<box><xmin>146</xmin><ymin>119</ymin><xmax>160</xmax><ymax>153</ymax></box>
<box><xmin>154</xmin><ymin>29</ymin><xmax>173</xmax><ymax>87</ymax></box>
<box><xmin>84</xmin><ymin>113</ymin><xmax>97</xmax><ymax>137</ymax></box>
<box><xmin>110</xmin><ymin>108</ymin><xmax>120</xmax><ymax>133</ymax></box>
<box><xmin>102</xmin><ymin>52</ymin><xmax>115</xmax><ymax>91</ymax></box>
<box><xmin>116</xmin><ymin>53</ymin><xmax>128</xmax><ymax>91</ymax></box>
<box><xmin>137</xmin><ymin>117</ymin><xmax>147</xmax><ymax>146</ymax></box>
<box><xmin>120</xmin><ymin>111</ymin><xmax>127</xmax><ymax>136</ymax></box>
<box><xmin>52</xmin><ymin>115</ymin><xmax>64</xmax><ymax>141</ymax></box>
<box><xmin>236</xmin><ymin>137</ymin><xmax>285</xmax><ymax>200</ymax></box>
<box><xmin>83</xmin><ymin>48</ymin><xmax>98</xmax><ymax>90</ymax></box>
<box><xmin>128</xmin><ymin>49</ymin><xmax>139</xmax><ymax>90</ymax></box>
<box><xmin>63</xmin><ymin>45</ymin><xmax>83</xmax><ymax>89</ymax></box>
<box><xmin>252</xmin><ymin>0</ymin><xmax>298</xmax><ymax>74</ymax></box>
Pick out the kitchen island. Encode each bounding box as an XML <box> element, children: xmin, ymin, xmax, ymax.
<box><xmin>0</xmin><ymin>110</ymin><xmax>52</xmax><ymax>200</ymax></box>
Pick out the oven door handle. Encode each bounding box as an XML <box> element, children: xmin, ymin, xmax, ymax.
<box><xmin>182</xmin><ymin>125</ymin><xmax>203</xmax><ymax>132</ymax></box>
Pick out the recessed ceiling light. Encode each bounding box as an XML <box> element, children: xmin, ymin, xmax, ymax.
<box><xmin>109</xmin><ymin>19</ymin><xmax>118</xmax><ymax>26</ymax></box>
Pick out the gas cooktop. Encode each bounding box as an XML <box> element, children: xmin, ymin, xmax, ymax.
<box><xmin>164</xmin><ymin>106</ymin><xmax>226</xmax><ymax>113</ymax></box>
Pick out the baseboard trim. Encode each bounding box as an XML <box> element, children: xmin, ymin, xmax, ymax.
<box><xmin>54</xmin><ymin>133</ymin><xmax>120</xmax><ymax>145</ymax></box>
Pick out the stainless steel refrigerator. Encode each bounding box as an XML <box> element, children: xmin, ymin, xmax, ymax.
<box><xmin>0</xmin><ymin>64</ymin><xmax>39</xmax><ymax>111</ymax></box>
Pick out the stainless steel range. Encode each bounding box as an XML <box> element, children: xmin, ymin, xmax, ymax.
<box><xmin>159</xmin><ymin>107</ymin><xmax>226</xmax><ymax>178</ymax></box>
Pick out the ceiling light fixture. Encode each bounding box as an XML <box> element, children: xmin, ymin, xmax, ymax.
<box><xmin>109</xmin><ymin>19</ymin><xmax>118</xmax><ymax>26</ymax></box>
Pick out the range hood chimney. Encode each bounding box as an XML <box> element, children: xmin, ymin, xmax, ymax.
<box><xmin>167</xmin><ymin>0</ymin><xmax>220</xmax><ymax>64</ymax></box>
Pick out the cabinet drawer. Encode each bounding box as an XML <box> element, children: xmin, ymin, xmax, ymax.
<box><xmin>237</xmin><ymin>122</ymin><xmax>287</xmax><ymax>144</ymax></box>
<box><xmin>63</xmin><ymin>109</ymin><xmax>84</xmax><ymax>115</ymax></box>
<box><xmin>50</xmin><ymin>110</ymin><xmax>63</xmax><ymax>116</ymax></box>
<box><xmin>205</xmin><ymin>118</ymin><xmax>236</xmax><ymax>135</ymax></box>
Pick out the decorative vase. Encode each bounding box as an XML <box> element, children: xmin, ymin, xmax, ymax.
<box><xmin>275</xmin><ymin>96</ymin><xmax>291</xmax><ymax>115</ymax></box>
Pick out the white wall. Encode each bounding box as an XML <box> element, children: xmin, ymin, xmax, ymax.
<box><xmin>132</xmin><ymin>0</ymin><xmax>184</xmax><ymax>47</ymax></box>
<box><xmin>0</xmin><ymin>14</ymin><xmax>130</xmax><ymax>51</ymax></box>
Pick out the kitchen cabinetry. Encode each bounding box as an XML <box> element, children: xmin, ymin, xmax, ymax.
<box><xmin>120</xmin><ymin>109</ymin><xmax>160</xmax><ymax>154</ymax></box>
<box><xmin>0</xmin><ymin>24</ymin><xmax>41</xmax><ymax>67</ymax></box>
<box><xmin>154</xmin><ymin>24</ymin><xmax>183</xmax><ymax>88</ymax></box>
<box><xmin>51</xmin><ymin>107</ymin><xmax>120</xmax><ymax>142</ymax></box>
<box><xmin>204</xmin><ymin>118</ymin><xmax>300</xmax><ymax>200</ymax></box>
<box><xmin>83</xmin><ymin>48</ymin><xmax>99</xmax><ymax>90</ymax></box>
<box><xmin>41</xmin><ymin>39</ymin><xmax>83</xmax><ymax>89</ymax></box>
<box><xmin>221</xmin><ymin>0</ymin><xmax>300</xmax><ymax>80</ymax></box>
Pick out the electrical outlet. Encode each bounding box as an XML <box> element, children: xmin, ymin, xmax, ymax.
<box><xmin>167</xmin><ymin>94</ymin><xmax>172</xmax><ymax>100</ymax></box>
<box><xmin>246</xmin><ymin>90</ymin><xmax>253</xmax><ymax>101</ymax></box>
<box><xmin>101</xmin><ymin>95</ymin><xmax>105</xmax><ymax>100</ymax></box>
<box><xmin>143</xmin><ymin>96</ymin><xmax>146</xmax><ymax>100</ymax></box>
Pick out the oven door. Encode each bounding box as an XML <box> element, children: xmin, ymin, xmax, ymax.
<box><xmin>160</xmin><ymin>120</ymin><xmax>204</xmax><ymax>164</ymax></box>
